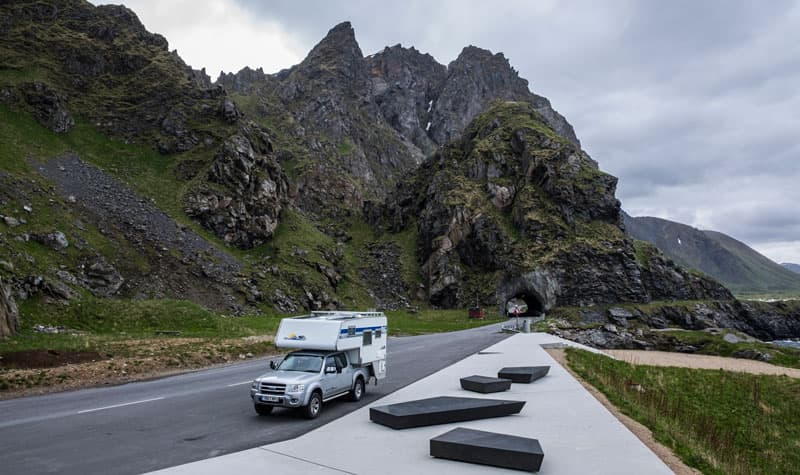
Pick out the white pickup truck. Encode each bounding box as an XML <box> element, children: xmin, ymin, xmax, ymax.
<box><xmin>250</xmin><ymin>311</ymin><xmax>387</xmax><ymax>419</ymax></box>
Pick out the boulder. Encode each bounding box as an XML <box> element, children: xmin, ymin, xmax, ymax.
<box><xmin>32</xmin><ymin>231</ymin><xmax>69</xmax><ymax>250</ymax></box>
<box><xmin>80</xmin><ymin>258</ymin><xmax>123</xmax><ymax>297</ymax></box>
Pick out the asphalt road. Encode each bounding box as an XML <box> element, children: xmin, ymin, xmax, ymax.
<box><xmin>0</xmin><ymin>323</ymin><xmax>509</xmax><ymax>475</ymax></box>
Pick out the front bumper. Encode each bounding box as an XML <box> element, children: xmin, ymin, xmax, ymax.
<box><xmin>251</xmin><ymin>390</ymin><xmax>305</xmax><ymax>408</ymax></box>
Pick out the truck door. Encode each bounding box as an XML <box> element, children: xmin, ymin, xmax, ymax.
<box><xmin>333</xmin><ymin>353</ymin><xmax>350</xmax><ymax>393</ymax></box>
<box><xmin>322</xmin><ymin>355</ymin><xmax>338</xmax><ymax>397</ymax></box>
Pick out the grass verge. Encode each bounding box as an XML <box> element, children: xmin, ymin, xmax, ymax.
<box><xmin>565</xmin><ymin>348</ymin><xmax>800</xmax><ymax>475</ymax></box>
<box><xmin>1</xmin><ymin>300</ymin><xmax>503</xmax><ymax>395</ymax></box>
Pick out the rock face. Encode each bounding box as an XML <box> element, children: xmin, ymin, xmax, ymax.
<box><xmin>367</xmin><ymin>45</ymin><xmax>447</xmax><ymax>156</ymax></box>
<box><xmin>0</xmin><ymin>1</ymin><xmax>232</xmax><ymax>150</ymax></box>
<box><xmin>375</xmin><ymin>101</ymin><xmax>731</xmax><ymax>310</ymax></box>
<box><xmin>21</xmin><ymin>81</ymin><xmax>74</xmax><ymax>133</ymax></box>
<box><xmin>366</xmin><ymin>44</ymin><xmax>579</xmax><ymax>153</ymax></box>
<box><xmin>0</xmin><ymin>277</ymin><xmax>20</xmax><ymax>338</ymax></box>
<box><xmin>428</xmin><ymin>46</ymin><xmax>578</xmax><ymax>147</ymax></box>
<box><xmin>220</xmin><ymin>23</ymin><xmax>581</xmax><ymax>218</ymax></box>
<box><xmin>185</xmin><ymin>126</ymin><xmax>289</xmax><ymax>248</ymax></box>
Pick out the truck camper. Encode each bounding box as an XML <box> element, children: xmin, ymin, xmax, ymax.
<box><xmin>250</xmin><ymin>311</ymin><xmax>387</xmax><ymax>418</ymax></box>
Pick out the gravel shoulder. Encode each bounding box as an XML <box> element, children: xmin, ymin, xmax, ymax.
<box><xmin>605</xmin><ymin>350</ymin><xmax>800</xmax><ymax>377</ymax></box>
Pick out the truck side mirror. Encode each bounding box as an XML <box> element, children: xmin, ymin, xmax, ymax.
<box><xmin>269</xmin><ymin>360</ymin><xmax>277</xmax><ymax>370</ymax></box>
<box><xmin>325</xmin><ymin>366</ymin><xmax>337</xmax><ymax>374</ymax></box>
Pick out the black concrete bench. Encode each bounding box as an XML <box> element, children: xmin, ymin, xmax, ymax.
<box><xmin>431</xmin><ymin>427</ymin><xmax>544</xmax><ymax>472</ymax></box>
<box><xmin>370</xmin><ymin>396</ymin><xmax>525</xmax><ymax>429</ymax></box>
<box><xmin>498</xmin><ymin>366</ymin><xmax>550</xmax><ymax>383</ymax></box>
<box><xmin>460</xmin><ymin>375</ymin><xmax>512</xmax><ymax>393</ymax></box>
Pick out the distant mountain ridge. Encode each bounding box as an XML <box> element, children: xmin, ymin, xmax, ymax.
<box><xmin>623</xmin><ymin>213</ymin><xmax>800</xmax><ymax>295</ymax></box>
<box><xmin>783</xmin><ymin>263</ymin><xmax>800</xmax><ymax>274</ymax></box>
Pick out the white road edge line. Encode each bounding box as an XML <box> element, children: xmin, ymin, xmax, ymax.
<box><xmin>226</xmin><ymin>381</ymin><xmax>253</xmax><ymax>387</ymax></box>
<box><xmin>77</xmin><ymin>397</ymin><xmax>165</xmax><ymax>414</ymax></box>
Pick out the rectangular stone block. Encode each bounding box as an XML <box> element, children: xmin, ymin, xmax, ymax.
<box><xmin>460</xmin><ymin>375</ymin><xmax>512</xmax><ymax>393</ymax></box>
<box><xmin>369</xmin><ymin>396</ymin><xmax>525</xmax><ymax>430</ymax></box>
<box><xmin>430</xmin><ymin>427</ymin><xmax>544</xmax><ymax>472</ymax></box>
<box><xmin>498</xmin><ymin>365</ymin><xmax>550</xmax><ymax>383</ymax></box>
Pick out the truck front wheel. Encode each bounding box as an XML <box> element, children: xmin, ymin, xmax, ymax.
<box><xmin>349</xmin><ymin>377</ymin><xmax>365</xmax><ymax>402</ymax></box>
<box><xmin>254</xmin><ymin>404</ymin><xmax>273</xmax><ymax>416</ymax></box>
<box><xmin>304</xmin><ymin>391</ymin><xmax>322</xmax><ymax>419</ymax></box>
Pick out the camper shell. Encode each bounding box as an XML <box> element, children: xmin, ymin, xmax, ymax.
<box><xmin>275</xmin><ymin>310</ymin><xmax>387</xmax><ymax>379</ymax></box>
<box><xmin>251</xmin><ymin>311</ymin><xmax>387</xmax><ymax>419</ymax></box>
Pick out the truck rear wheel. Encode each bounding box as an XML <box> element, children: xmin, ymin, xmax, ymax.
<box><xmin>349</xmin><ymin>377</ymin><xmax>365</xmax><ymax>402</ymax></box>
<box><xmin>304</xmin><ymin>391</ymin><xmax>322</xmax><ymax>419</ymax></box>
<box><xmin>254</xmin><ymin>404</ymin><xmax>273</xmax><ymax>416</ymax></box>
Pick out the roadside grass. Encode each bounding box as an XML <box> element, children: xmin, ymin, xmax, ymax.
<box><xmin>386</xmin><ymin>309</ymin><xmax>504</xmax><ymax>335</ymax></box>
<box><xmin>0</xmin><ymin>301</ymin><xmax>504</xmax><ymax>394</ymax></box>
<box><xmin>2</xmin><ymin>299</ymin><xmax>504</xmax><ymax>355</ymax></box>
<box><xmin>565</xmin><ymin>348</ymin><xmax>800</xmax><ymax>475</ymax></box>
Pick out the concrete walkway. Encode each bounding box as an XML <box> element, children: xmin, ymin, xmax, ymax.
<box><xmin>149</xmin><ymin>333</ymin><xmax>672</xmax><ymax>474</ymax></box>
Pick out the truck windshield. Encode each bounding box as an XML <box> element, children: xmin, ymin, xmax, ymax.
<box><xmin>277</xmin><ymin>354</ymin><xmax>323</xmax><ymax>373</ymax></box>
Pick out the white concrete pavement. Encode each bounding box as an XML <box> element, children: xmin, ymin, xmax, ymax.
<box><xmin>149</xmin><ymin>333</ymin><xmax>673</xmax><ymax>474</ymax></box>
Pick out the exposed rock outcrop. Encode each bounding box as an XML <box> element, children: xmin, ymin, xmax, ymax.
<box><xmin>1</xmin><ymin>1</ymin><xmax>233</xmax><ymax>149</ymax></box>
<box><xmin>366</xmin><ymin>44</ymin><xmax>580</xmax><ymax>154</ymax></box>
<box><xmin>367</xmin><ymin>45</ymin><xmax>447</xmax><ymax>156</ymax></box>
<box><xmin>80</xmin><ymin>257</ymin><xmax>123</xmax><ymax>297</ymax></box>
<box><xmin>0</xmin><ymin>277</ymin><xmax>20</xmax><ymax>338</ymax></box>
<box><xmin>21</xmin><ymin>81</ymin><xmax>74</xmax><ymax>133</ymax></box>
<box><xmin>185</xmin><ymin>126</ymin><xmax>289</xmax><ymax>248</ymax></box>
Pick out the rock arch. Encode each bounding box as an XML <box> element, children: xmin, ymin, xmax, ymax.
<box><xmin>496</xmin><ymin>270</ymin><xmax>559</xmax><ymax>317</ymax></box>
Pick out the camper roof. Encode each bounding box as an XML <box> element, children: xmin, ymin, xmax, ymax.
<box><xmin>292</xmin><ymin>311</ymin><xmax>385</xmax><ymax>321</ymax></box>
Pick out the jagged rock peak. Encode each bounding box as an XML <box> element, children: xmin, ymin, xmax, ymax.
<box><xmin>303</xmin><ymin>21</ymin><xmax>363</xmax><ymax>66</ymax></box>
<box><xmin>450</xmin><ymin>46</ymin><xmax>525</xmax><ymax>86</ymax></box>
<box><xmin>216</xmin><ymin>66</ymin><xmax>267</xmax><ymax>93</ymax></box>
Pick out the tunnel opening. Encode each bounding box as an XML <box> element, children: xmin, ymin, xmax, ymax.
<box><xmin>506</xmin><ymin>293</ymin><xmax>544</xmax><ymax>317</ymax></box>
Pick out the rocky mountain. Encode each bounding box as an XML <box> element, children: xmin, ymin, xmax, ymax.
<box><xmin>372</xmin><ymin>102</ymin><xmax>731</xmax><ymax>314</ymax></box>
<box><xmin>219</xmin><ymin>22</ymin><xmax>579</xmax><ymax>218</ymax></box>
<box><xmin>783</xmin><ymin>263</ymin><xmax>800</xmax><ymax>274</ymax></box>
<box><xmin>624</xmin><ymin>213</ymin><xmax>800</xmax><ymax>295</ymax></box>
<box><xmin>3</xmin><ymin>0</ymin><xmax>796</xmax><ymax>343</ymax></box>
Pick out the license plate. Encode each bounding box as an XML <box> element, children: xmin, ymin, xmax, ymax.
<box><xmin>259</xmin><ymin>395</ymin><xmax>281</xmax><ymax>403</ymax></box>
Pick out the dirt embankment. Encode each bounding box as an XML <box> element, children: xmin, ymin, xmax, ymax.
<box><xmin>0</xmin><ymin>335</ymin><xmax>278</xmax><ymax>399</ymax></box>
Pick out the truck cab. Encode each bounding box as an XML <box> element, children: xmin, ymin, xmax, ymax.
<box><xmin>250</xmin><ymin>349</ymin><xmax>369</xmax><ymax>418</ymax></box>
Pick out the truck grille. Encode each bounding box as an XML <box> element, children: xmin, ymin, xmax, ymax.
<box><xmin>260</xmin><ymin>383</ymin><xmax>286</xmax><ymax>395</ymax></box>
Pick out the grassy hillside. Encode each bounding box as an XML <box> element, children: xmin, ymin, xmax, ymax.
<box><xmin>624</xmin><ymin>214</ymin><xmax>800</xmax><ymax>296</ymax></box>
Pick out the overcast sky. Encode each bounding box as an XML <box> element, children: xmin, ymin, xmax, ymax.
<box><xmin>95</xmin><ymin>0</ymin><xmax>800</xmax><ymax>263</ymax></box>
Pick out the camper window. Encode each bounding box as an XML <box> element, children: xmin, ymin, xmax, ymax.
<box><xmin>363</xmin><ymin>330</ymin><xmax>372</xmax><ymax>346</ymax></box>
<box><xmin>376</xmin><ymin>328</ymin><xmax>382</xmax><ymax>338</ymax></box>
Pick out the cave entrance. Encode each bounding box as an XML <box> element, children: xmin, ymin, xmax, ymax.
<box><xmin>506</xmin><ymin>293</ymin><xmax>544</xmax><ymax>317</ymax></box>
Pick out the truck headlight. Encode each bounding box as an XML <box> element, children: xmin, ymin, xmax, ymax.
<box><xmin>287</xmin><ymin>384</ymin><xmax>305</xmax><ymax>393</ymax></box>
<box><xmin>251</xmin><ymin>381</ymin><xmax>258</xmax><ymax>389</ymax></box>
